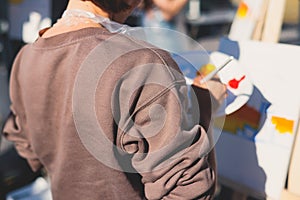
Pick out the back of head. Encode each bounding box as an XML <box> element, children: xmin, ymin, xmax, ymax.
<box><xmin>85</xmin><ymin>0</ymin><xmax>131</xmax><ymax>13</ymax></box>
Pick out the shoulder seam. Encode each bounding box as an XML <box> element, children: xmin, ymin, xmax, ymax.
<box><xmin>124</xmin><ymin>35</ymin><xmax>177</xmax><ymax>80</ymax></box>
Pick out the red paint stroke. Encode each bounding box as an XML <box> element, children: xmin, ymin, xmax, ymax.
<box><xmin>228</xmin><ymin>75</ymin><xmax>246</xmax><ymax>89</ymax></box>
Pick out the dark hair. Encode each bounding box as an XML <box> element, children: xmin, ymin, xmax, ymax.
<box><xmin>89</xmin><ymin>0</ymin><xmax>131</xmax><ymax>13</ymax></box>
<box><xmin>141</xmin><ymin>0</ymin><xmax>153</xmax><ymax>11</ymax></box>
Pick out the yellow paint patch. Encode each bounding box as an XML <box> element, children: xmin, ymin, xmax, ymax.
<box><xmin>198</xmin><ymin>63</ymin><xmax>216</xmax><ymax>76</ymax></box>
<box><xmin>237</xmin><ymin>1</ymin><xmax>249</xmax><ymax>18</ymax></box>
<box><xmin>271</xmin><ymin>116</ymin><xmax>294</xmax><ymax>134</ymax></box>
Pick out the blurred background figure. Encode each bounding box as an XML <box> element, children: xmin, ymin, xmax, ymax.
<box><xmin>141</xmin><ymin>0</ymin><xmax>188</xmax><ymax>34</ymax></box>
<box><xmin>135</xmin><ymin>0</ymin><xmax>191</xmax><ymax>52</ymax></box>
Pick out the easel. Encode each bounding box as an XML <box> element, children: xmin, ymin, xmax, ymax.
<box><xmin>226</xmin><ymin>0</ymin><xmax>300</xmax><ymax>199</ymax></box>
<box><xmin>281</xmin><ymin>121</ymin><xmax>300</xmax><ymax>200</ymax></box>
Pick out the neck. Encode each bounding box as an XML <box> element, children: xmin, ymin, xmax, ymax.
<box><xmin>41</xmin><ymin>0</ymin><xmax>108</xmax><ymax>38</ymax></box>
<box><xmin>66</xmin><ymin>0</ymin><xmax>110</xmax><ymax>19</ymax></box>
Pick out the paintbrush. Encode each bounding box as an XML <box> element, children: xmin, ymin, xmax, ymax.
<box><xmin>199</xmin><ymin>56</ymin><xmax>234</xmax><ymax>84</ymax></box>
<box><xmin>184</xmin><ymin>56</ymin><xmax>234</xmax><ymax>85</ymax></box>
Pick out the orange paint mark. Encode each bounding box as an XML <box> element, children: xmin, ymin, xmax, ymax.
<box><xmin>237</xmin><ymin>1</ymin><xmax>248</xmax><ymax>18</ymax></box>
<box><xmin>228</xmin><ymin>75</ymin><xmax>246</xmax><ymax>89</ymax></box>
<box><xmin>271</xmin><ymin>116</ymin><xmax>294</xmax><ymax>134</ymax></box>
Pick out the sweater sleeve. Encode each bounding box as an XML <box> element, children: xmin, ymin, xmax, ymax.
<box><xmin>3</xmin><ymin>110</ymin><xmax>42</xmax><ymax>172</ymax></box>
<box><xmin>116</xmin><ymin>52</ymin><xmax>226</xmax><ymax>199</ymax></box>
<box><xmin>2</xmin><ymin>49</ymin><xmax>42</xmax><ymax>172</ymax></box>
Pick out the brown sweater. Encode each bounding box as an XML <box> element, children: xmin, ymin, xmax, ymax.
<box><xmin>3</xmin><ymin>27</ymin><xmax>225</xmax><ymax>199</ymax></box>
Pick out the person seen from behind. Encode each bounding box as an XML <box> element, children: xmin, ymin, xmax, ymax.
<box><xmin>2</xmin><ymin>0</ymin><xmax>226</xmax><ymax>199</ymax></box>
